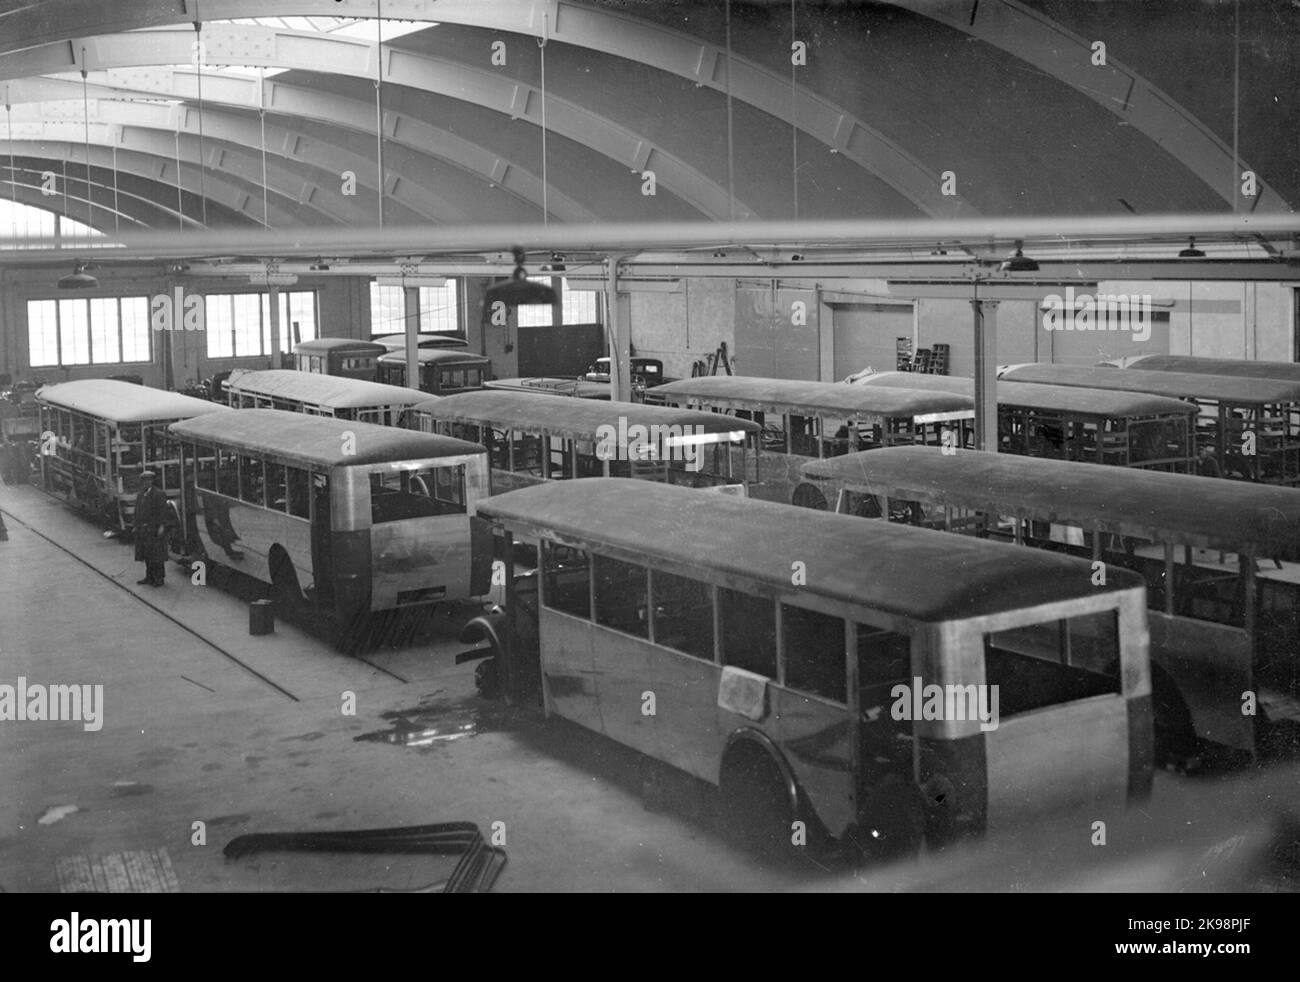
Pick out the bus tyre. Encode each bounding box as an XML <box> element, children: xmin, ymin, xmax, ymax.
<box><xmin>791</xmin><ymin>483</ymin><xmax>828</xmax><ymax>511</ymax></box>
<box><xmin>719</xmin><ymin>747</ymin><xmax>802</xmax><ymax>860</ymax></box>
<box><xmin>849</xmin><ymin>778</ymin><xmax>925</xmax><ymax>864</ymax></box>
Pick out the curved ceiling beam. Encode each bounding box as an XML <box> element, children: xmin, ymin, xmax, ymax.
<box><xmin>3</xmin><ymin>101</ymin><xmax>454</xmax><ymax>225</ymax></box>
<box><xmin>3</xmin><ymin>142</ymin><xmax>307</xmax><ymax>228</ymax></box>
<box><xmin>72</xmin><ymin>70</ymin><xmax>601</xmax><ymax>223</ymax></box>
<box><xmin>0</xmin><ymin>23</ymin><xmax>751</xmax><ymax>219</ymax></box>
<box><xmin>0</xmin><ymin>0</ymin><xmax>958</xmax><ymax>217</ymax></box>
<box><xmin>5</xmin><ymin>170</ymin><xmax>203</xmax><ymax>230</ymax></box>
<box><xmin>882</xmin><ymin>0</ymin><xmax>1288</xmax><ymax>214</ymax></box>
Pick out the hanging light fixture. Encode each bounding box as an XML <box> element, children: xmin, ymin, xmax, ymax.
<box><xmin>1178</xmin><ymin>237</ymin><xmax>1206</xmax><ymax>258</ymax></box>
<box><xmin>58</xmin><ymin>261</ymin><xmax>98</xmax><ymax>289</ymax></box>
<box><xmin>484</xmin><ymin>246</ymin><xmax>558</xmax><ymax>307</ymax></box>
<box><xmin>999</xmin><ymin>240</ymin><xmax>1040</xmax><ymax>272</ymax></box>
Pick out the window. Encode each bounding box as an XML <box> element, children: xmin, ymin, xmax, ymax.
<box><xmin>261</xmin><ymin>292</ymin><xmax>319</xmax><ymax>352</ymax></box>
<box><xmin>594</xmin><ymin>555</ymin><xmax>649</xmax><ymax>638</ymax></box>
<box><xmin>286</xmin><ymin>467</ymin><xmax>311</xmax><ymax>519</ymax></box>
<box><xmin>27</xmin><ymin>297</ymin><xmax>152</xmax><ymax>368</ymax></box>
<box><xmin>541</xmin><ymin>539</ymin><xmax>590</xmax><ymax>618</ymax></box>
<box><xmin>857</xmin><ymin>625</ymin><xmax>913</xmax><ymax>705</ymax></box>
<box><xmin>516</xmin><ymin>277</ymin><xmax>597</xmax><ymax>328</ymax></box>
<box><xmin>192</xmin><ymin>443</ymin><xmax>217</xmax><ymax>492</ymax></box>
<box><xmin>418</xmin><ymin>281</ymin><xmax>460</xmax><ymax>333</ymax></box>
<box><xmin>719</xmin><ymin>588</ymin><xmax>777</xmax><ymax>678</ymax></box>
<box><xmin>985</xmin><ymin>609</ymin><xmax>1121</xmax><ymax>716</ymax></box>
<box><xmin>205</xmin><ymin>292</ymin><xmax>319</xmax><ymax>358</ymax></box>
<box><xmin>368</xmin><ymin>465</ymin><xmax>467</xmax><ymax>524</ymax></box>
<box><xmin>783</xmin><ymin>605</ymin><xmax>847</xmax><ymax>703</ymax></box>
<box><xmin>264</xmin><ymin>462</ymin><xmax>287</xmax><ymax>512</ymax></box>
<box><xmin>650</xmin><ymin>570</ymin><xmax>714</xmax><ymax>661</ymax></box>
<box><xmin>238</xmin><ymin>454</ymin><xmax>264</xmax><ymax>505</ymax></box>
<box><xmin>369</xmin><ymin>283</ymin><xmax>406</xmax><ymax>336</ymax></box>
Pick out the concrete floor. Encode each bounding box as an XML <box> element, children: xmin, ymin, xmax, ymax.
<box><xmin>2</xmin><ymin>479</ymin><xmax>1298</xmax><ymax>893</ymax></box>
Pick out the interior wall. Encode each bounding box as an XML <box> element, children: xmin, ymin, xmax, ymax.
<box><xmin>629</xmin><ymin>278</ymin><xmax>736</xmax><ymax>379</ymax></box>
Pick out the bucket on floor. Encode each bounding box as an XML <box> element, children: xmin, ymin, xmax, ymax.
<box><xmin>249</xmin><ymin>599</ymin><xmax>275</xmax><ymax>635</ymax></box>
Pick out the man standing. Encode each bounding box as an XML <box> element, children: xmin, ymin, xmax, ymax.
<box><xmin>134</xmin><ymin>471</ymin><xmax>171</xmax><ymax>586</ymax></box>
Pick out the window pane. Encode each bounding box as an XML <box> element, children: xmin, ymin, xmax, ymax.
<box><xmin>215</xmin><ymin>448</ymin><xmax>240</xmax><ymax>496</ymax></box>
<box><xmin>719</xmin><ymin>588</ymin><xmax>776</xmax><ymax>678</ymax></box>
<box><xmin>58</xmin><ymin>298</ymin><xmax>91</xmax><ymax>365</ymax></box>
<box><xmin>368</xmin><ymin>466</ymin><xmax>465</xmax><ymax>523</ymax></box>
<box><xmin>27</xmin><ymin>300</ymin><xmax>59</xmax><ymax>367</ymax></box>
<box><xmin>206</xmin><ymin>295</ymin><xmax>234</xmax><ymax>357</ymax></box>
<box><xmin>193</xmin><ymin>442</ymin><xmax>217</xmax><ymax>491</ymax></box>
<box><xmin>650</xmin><ymin>570</ymin><xmax>713</xmax><ymax>660</ymax></box>
<box><xmin>593</xmin><ymin>555</ymin><xmax>648</xmax><ymax>638</ymax></box>
<box><xmin>238</xmin><ymin>453</ymin><xmax>264</xmax><ymax>504</ymax></box>
<box><xmin>89</xmin><ymin>297</ymin><xmax>121</xmax><ymax>364</ymax></box>
<box><xmin>418</xmin><ymin>280</ymin><xmax>459</xmax><ymax>333</ymax></box>
<box><xmin>286</xmin><ymin>291</ymin><xmax>317</xmax><ymax>346</ymax></box>
<box><xmin>541</xmin><ymin>539</ymin><xmax>589</xmax><ymax>618</ymax></box>
<box><xmin>265</xmin><ymin>461</ymin><xmax>287</xmax><ymax>512</ymax></box>
<box><xmin>783</xmin><ymin>605</ymin><xmax>847</xmax><ymax>703</ymax></box>
<box><xmin>369</xmin><ymin>282</ymin><xmax>405</xmax><ymax>337</ymax></box>
<box><xmin>561</xmin><ymin>278</ymin><xmax>597</xmax><ymax>324</ymax></box>
<box><xmin>985</xmin><ymin>610</ymin><xmax>1121</xmax><ymax>717</ymax></box>
<box><xmin>233</xmin><ymin>294</ymin><xmax>262</xmax><ymax>356</ymax></box>
<box><xmin>286</xmin><ymin>467</ymin><xmax>310</xmax><ymax>518</ymax></box>
<box><xmin>120</xmin><ymin>297</ymin><xmax>151</xmax><ymax>362</ymax></box>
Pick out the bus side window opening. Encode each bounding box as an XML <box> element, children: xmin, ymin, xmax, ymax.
<box><xmin>719</xmin><ymin>588</ymin><xmax>777</xmax><ymax>679</ymax></box>
<box><xmin>594</xmin><ymin>555</ymin><xmax>649</xmax><ymax>638</ymax></box>
<box><xmin>782</xmin><ymin>605</ymin><xmax>847</xmax><ymax>703</ymax></box>
<box><xmin>541</xmin><ymin>539</ymin><xmax>591</xmax><ymax>618</ymax></box>
<box><xmin>649</xmin><ymin>570</ymin><xmax>714</xmax><ymax>660</ymax></box>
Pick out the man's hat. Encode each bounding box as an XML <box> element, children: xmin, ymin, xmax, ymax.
<box><xmin>139</xmin><ymin>470</ymin><xmax>156</xmax><ymax>479</ymax></box>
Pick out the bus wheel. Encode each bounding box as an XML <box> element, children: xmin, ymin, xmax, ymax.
<box><xmin>719</xmin><ymin>746</ymin><xmax>802</xmax><ymax>860</ymax></box>
<box><xmin>790</xmin><ymin>483</ymin><xmax>828</xmax><ymax>510</ymax></box>
<box><xmin>848</xmin><ymin>778</ymin><xmax>925</xmax><ymax>864</ymax></box>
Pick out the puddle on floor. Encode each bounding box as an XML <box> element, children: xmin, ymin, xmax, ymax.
<box><xmin>354</xmin><ymin>698</ymin><xmax>511</xmax><ymax>749</ymax></box>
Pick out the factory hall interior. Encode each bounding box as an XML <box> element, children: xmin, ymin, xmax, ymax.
<box><xmin>2</xmin><ymin>0</ymin><xmax>1300</xmax><ymax>896</ymax></box>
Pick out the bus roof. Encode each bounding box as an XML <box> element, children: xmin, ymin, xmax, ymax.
<box><xmin>803</xmin><ymin>445</ymin><xmax>1300</xmax><ymax>556</ymax></box>
<box><xmin>224</xmin><ymin>369</ymin><xmax>429</xmax><ymax>409</ymax></box>
<box><xmin>1126</xmin><ymin>354</ymin><xmax>1300</xmax><ymax>384</ymax></box>
<box><xmin>1000</xmin><ymin>364</ymin><xmax>1300</xmax><ymax>405</ymax></box>
<box><xmin>378</xmin><ymin>349</ymin><xmax>491</xmax><ymax>366</ymax></box>
<box><xmin>37</xmin><ymin>379</ymin><xmax>230</xmax><ymax>423</ymax></box>
<box><xmin>411</xmin><ymin>389</ymin><xmax>761</xmax><ymax>439</ymax></box>
<box><xmin>654</xmin><ymin>375</ymin><xmax>972</xmax><ymax>420</ymax></box>
<box><xmin>476</xmin><ymin>478</ymin><xmax>1143</xmax><ymax>622</ymax></box>
<box><xmin>292</xmin><ymin>338</ymin><xmax>387</xmax><ymax>356</ymax></box>
<box><xmin>372</xmin><ymin>334</ymin><xmax>469</xmax><ymax>349</ymax></box>
<box><xmin>857</xmin><ymin>371</ymin><xmax>1195</xmax><ymax>418</ymax></box>
<box><xmin>169</xmin><ymin>408</ymin><xmax>484</xmax><ymax>467</ymax></box>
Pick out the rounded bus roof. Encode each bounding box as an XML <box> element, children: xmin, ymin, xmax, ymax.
<box><xmin>37</xmin><ymin>379</ymin><xmax>230</xmax><ymax>423</ymax></box>
<box><xmin>1000</xmin><ymin>364</ymin><xmax>1300</xmax><ymax>405</ymax></box>
<box><xmin>856</xmin><ymin>371</ymin><xmax>1195</xmax><ymax>418</ymax></box>
<box><xmin>410</xmin><ymin>389</ymin><xmax>761</xmax><ymax>440</ymax></box>
<box><xmin>475</xmin><ymin>477</ymin><xmax>1144</xmax><ymax>623</ymax></box>
<box><xmin>803</xmin><ymin>445</ymin><xmax>1300</xmax><ymax>557</ymax></box>
<box><xmin>1126</xmin><ymin>354</ymin><xmax>1300</xmax><ymax>384</ymax></box>
<box><xmin>170</xmin><ymin>408</ymin><xmax>485</xmax><ymax>468</ymax></box>
<box><xmin>292</xmin><ymin>338</ymin><xmax>388</xmax><ymax>356</ymax></box>
<box><xmin>378</xmin><ymin>349</ymin><xmax>491</xmax><ymax>366</ymax></box>
<box><xmin>372</xmin><ymin>334</ymin><xmax>469</xmax><ymax>350</ymax></box>
<box><xmin>224</xmin><ymin>369</ymin><xmax>430</xmax><ymax>410</ymax></box>
<box><xmin>654</xmin><ymin>375</ymin><xmax>972</xmax><ymax>421</ymax></box>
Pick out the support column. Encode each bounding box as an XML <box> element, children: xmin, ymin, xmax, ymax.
<box><xmin>403</xmin><ymin>284</ymin><xmax>420</xmax><ymax>391</ymax></box>
<box><xmin>268</xmin><ymin>284</ymin><xmax>281</xmax><ymax>367</ymax></box>
<box><xmin>971</xmin><ymin>296</ymin><xmax>999</xmax><ymax>452</ymax></box>
<box><xmin>606</xmin><ymin>255</ymin><xmax>631</xmax><ymax>403</ymax></box>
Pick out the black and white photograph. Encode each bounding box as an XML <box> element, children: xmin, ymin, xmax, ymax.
<box><xmin>0</xmin><ymin>0</ymin><xmax>1297</xmax><ymax>936</ymax></box>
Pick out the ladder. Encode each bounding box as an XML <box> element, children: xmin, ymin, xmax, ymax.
<box><xmin>692</xmin><ymin>341</ymin><xmax>734</xmax><ymax>377</ymax></box>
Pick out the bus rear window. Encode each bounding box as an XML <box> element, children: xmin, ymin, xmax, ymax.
<box><xmin>369</xmin><ymin>464</ymin><xmax>467</xmax><ymax>523</ymax></box>
<box><xmin>985</xmin><ymin>609</ymin><xmax>1121</xmax><ymax>717</ymax></box>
